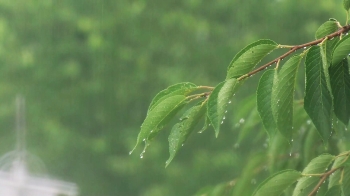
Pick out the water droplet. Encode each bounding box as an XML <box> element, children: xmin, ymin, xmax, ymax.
<box><xmin>234</xmin><ymin>143</ymin><xmax>240</xmax><ymax>149</ymax></box>
<box><xmin>221</xmin><ymin>121</ymin><xmax>224</xmax><ymax>124</ymax></box>
<box><xmin>306</xmin><ymin>120</ymin><xmax>311</xmax><ymax>125</ymax></box>
<box><xmin>140</xmin><ymin>154</ymin><xmax>144</xmax><ymax>159</ymax></box>
<box><xmin>251</xmin><ymin>179</ymin><xmax>257</xmax><ymax>184</ymax></box>
<box><xmin>303</xmin><ymin>47</ymin><xmax>307</xmax><ymax>49</ymax></box>
<box><xmin>225</xmin><ymin>110</ymin><xmax>228</xmax><ymax>113</ymax></box>
<box><xmin>142</xmin><ymin>138</ymin><xmax>146</xmax><ymax>141</ymax></box>
<box><xmin>181</xmin><ymin>144</ymin><xmax>184</xmax><ymax>146</ymax></box>
<box><xmin>345</xmin><ymin>127</ymin><xmax>348</xmax><ymax>131</ymax></box>
<box><xmin>228</xmin><ymin>100</ymin><xmax>232</xmax><ymax>104</ymax></box>
<box><xmin>291</xmin><ymin>139</ymin><xmax>294</xmax><ymax>142</ymax></box>
<box><xmin>223</xmin><ymin>116</ymin><xmax>226</xmax><ymax>120</ymax></box>
<box><xmin>129</xmin><ymin>151</ymin><xmax>133</xmax><ymax>155</ymax></box>
<box><xmin>289</xmin><ymin>152</ymin><xmax>292</xmax><ymax>156</ymax></box>
<box><xmin>239</xmin><ymin>118</ymin><xmax>245</xmax><ymax>124</ymax></box>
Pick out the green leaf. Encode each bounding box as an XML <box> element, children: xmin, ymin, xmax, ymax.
<box><xmin>252</xmin><ymin>169</ymin><xmax>301</xmax><ymax>196</ymax></box>
<box><xmin>207</xmin><ymin>78</ymin><xmax>239</xmax><ymax>137</ymax></box>
<box><xmin>329</xmin><ymin>58</ymin><xmax>350</xmax><ymax>125</ymax></box>
<box><xmin>343</xmin><ymin>166</ymin><xmax>350</xmax><ymax>196</ymax></box>
<box><xmin>131</xmin><ymin>95</ymin><xmax>187</xmax><ymax>154</ymax></box>
<box><xmin>304</xmin><ymin>46</ymin><xmax>333</xmax><ymax>142</ymax></box>
<box><xmin>148</xmin><ymin>82</ymin><xmax>197</xmax><ymax>112</ymax></box>
<box><xmin>332</xmin><ymin>35</ymin><xmax>350</xmax><ymax>66</ymax></box>
<box><xmin>324</xmin><ymin>185</ymin><xmax>342</xmax><ymax>196</ymax></box>
<box><xmin>329</xmin><ymin>156</ymin><xmax>347</xmax><ymax>188</ymax></box>
<box><xmin>292</xmin><ymin>154</ymin><xmax>335</xmax><ymax>196</ymax></box>
<box><xmin>344</xmin><ymin>0</ymin><xmax>350</xmax><ymax>11</ymax></box>
<box><xmin>320</xmin><ymin>38</ymin><xmax>339</xmax><ymax>95</ymax></box>
<box><xmin>226</xmin><ymin>39</ymin><xmax>278</xmax><ymax>79</ymax></box>
<box><xmin>166</xmin><ymin>103</ymin><xmax>206</xmax><ymax>167</ymax></box>
<box><xmin>315</xmin><ymin>21</ymin><xmax>339</xmax><ymax>39</ymax></box>
<box><xmin>271</xmin><ymin>55</ymin><xmax>302</xmax><ymax>140</ymax></box>
<box><xmin>257</xmin><ymin>69</ymin><xmax>277</xmax><ymax>139</ymax></box>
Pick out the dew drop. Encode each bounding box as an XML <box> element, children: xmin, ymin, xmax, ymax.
<box><xmin>289</xmin><ymin>152</ymin><xmax>292</xmax><ymax>157</ymax></box>
<box><xmin>142</xmin><ymin>138</ymin><xmax>146</xmax><ymax>141</ymax></box>
<box><xmin>225</xmin><ymin>110</ymin><xmax>228</xmax><ymax>113</ymax></box>
<box><xmin>140</xmin><ymin>154</ymin><xmax>144</xmax><ymax>159</ymax></box>
<box><xmin>303</xmin><ymin>47</ymin><xmax>307</xmax><ymax>49</ymax></box>
<box><xmin>234</xmin><ymin>143</ymin><xmax>240</xmax><ymax>149</ymax></box>
<box><xmin>306</xmin><ymin>120</ymin><xmax>311</xmax><ymax>125</ymax></box>
<box><xmin>228</xmin><ymin>100</ymin><xmax>232</xmax><ymax>104</ymax></box>
<box><xmin>239</xmin><ymin>118</ymin><xmax>245</xmax><ymax>124</ymax></box>
<box><xmin>181</xmin><ymin>144</ymin><xmax>184</xmax><ymax>146</ymax></box>
<box><xmin>251</xmin><ymin>179</ymin><xmax>257</xmax><ymax>184</ymax></box>
<box><xmin>129</xmin><ymin>151</ymin><xmax>133</xmax><ymax>155</ymax></box>
<box><xmin>221</xmin><ymin>121</ymin><xmax>224</xmax><ymax>124</ymax></box>
<box><xmin>223</xmin><ymin>116</ymin><xmax>226</xmax><ymax>120</ymax></box>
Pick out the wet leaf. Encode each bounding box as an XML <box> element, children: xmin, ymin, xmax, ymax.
<box><xmin>315</xmin><ymin>21</ymin><xmax>339</xmax><ymax>39</ymax></box>
<box><xmin>293</xmin><ymin>154</ymin><xmax>334</xmax><ymax>196</ymax></box>
<box><xmin>131</xmin><ymin>95</ymin><xmax>187</xmax><ymax>153</ymax></box>
<box><xmin>329</xmin><ymin>58</ymin><xmax>350</xmax><ymax>125</ymax></box>
<box><xmin>148</xmin><ymin>82</ymin><xmax>197</xmax><ymax>112</ymax></box>
<box><xmin>207</xmin><ymin>78</ymin><xmax>239</xmax><ymax>137</ymax></box>
<box><xmin>252</xmin><ymin>169</ymin><xmax>301</xmax><ymax>196</ymax></box>
<box><xmin>304</xmin><ymin>46</ymin><xmax>333</xmax><ymax>142</ymax></box>
<box><xmin>257</xmin><ymin>69</ymin><xmax>277</xmax><ymax>139</ymax></box>
<box><xmin>271</xmin><ymin>55</ymin><xmax>302</xmax><ymax>140</ymax></box>
<box><xmin>166</xmin><ymin>103</ymin><xmax>206</xmax><ymax>167</ymax></box>
<box><xmin>226</xmin><ymin>39</ymin><xmax>277</xmax><ymax>79</ymax></box>
<box><xmin>332</xmin><ymin>34</ymin><xmax>350</xmax><ymax>66</ymax></box>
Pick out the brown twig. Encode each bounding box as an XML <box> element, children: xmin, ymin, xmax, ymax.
<box><xmin>237</xmin><ymin>24</ymin><xmax>350</xmax><ymax>81</ymax></box>
<box><xmin>307</xmin><ymin>167</ymin><xmax>342</xmax><ymax>196</ymax></box>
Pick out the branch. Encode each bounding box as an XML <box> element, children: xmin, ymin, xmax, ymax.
<box><xmin>307</xmin><ymin>167</ymin><xmax>342</xmax><ymax>196</ymax></box>
<box><xmin>237</xmin><ymin>24</ymin><xmax>350</xmax><ymax>81</ymax></box>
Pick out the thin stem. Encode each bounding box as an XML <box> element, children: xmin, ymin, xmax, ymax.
<box><xmin>237</xmin><ymin>24</ymin><xmax>350</xmax><ymax>81</ymax></box>
<box><xmin>197</xmin><ymin>86</ymin><xmax>214</xmax><ymax>90</ymax></box>
<box><xmin>186</xmin><ymin>92</ymin><xmax>211</xmax><ymax>101</ymax></box>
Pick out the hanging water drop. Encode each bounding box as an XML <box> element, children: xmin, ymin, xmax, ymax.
<box><xmin>223</xmin><ymin>116</ymin><xmax>226</xmax><ymax>120</ymax></box>
<box><xmin>234</xmin><ymin>143</ymin><xmax>240</xmax><ymax>149</ymax></box>
<box><xmin>221</xmin><ymin>121</ymin><xmax>224</xmax><ymax>124</ymax></box>
<box><xmin>239</xmin><ymin>118</ymin><xmax>245</xmax><ymax>124</ymax></box>
<box><xmin>306</xmin><ymin>120</ymin><xmax>311</xmax><ymax>125</ymax></box>
<box><xmin>228</xmin><ymin>100</ymin><xmax>232</xmax><ymax>104</ymax></box>
<box><xmin>251</xmin><ymin>179</ymin><xmax>257</xmax><ymax>184</ymax></box>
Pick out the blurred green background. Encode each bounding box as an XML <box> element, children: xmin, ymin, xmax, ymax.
<box><xmin>0</xmin><ymin>0</ymin><xmax>346</xmax><ymax>195</ymax></box>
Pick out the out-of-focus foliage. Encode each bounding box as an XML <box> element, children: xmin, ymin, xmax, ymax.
<box><xmin>0</xmin><ymin>0</ymin><xmax>348</xmax><ymax>195</ymax></box>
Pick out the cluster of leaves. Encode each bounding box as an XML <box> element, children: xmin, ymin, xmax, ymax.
<box><xmin>131</xmin><ymin>1</ymin><xmax>350</xmax><ymax>195</ymax></box>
